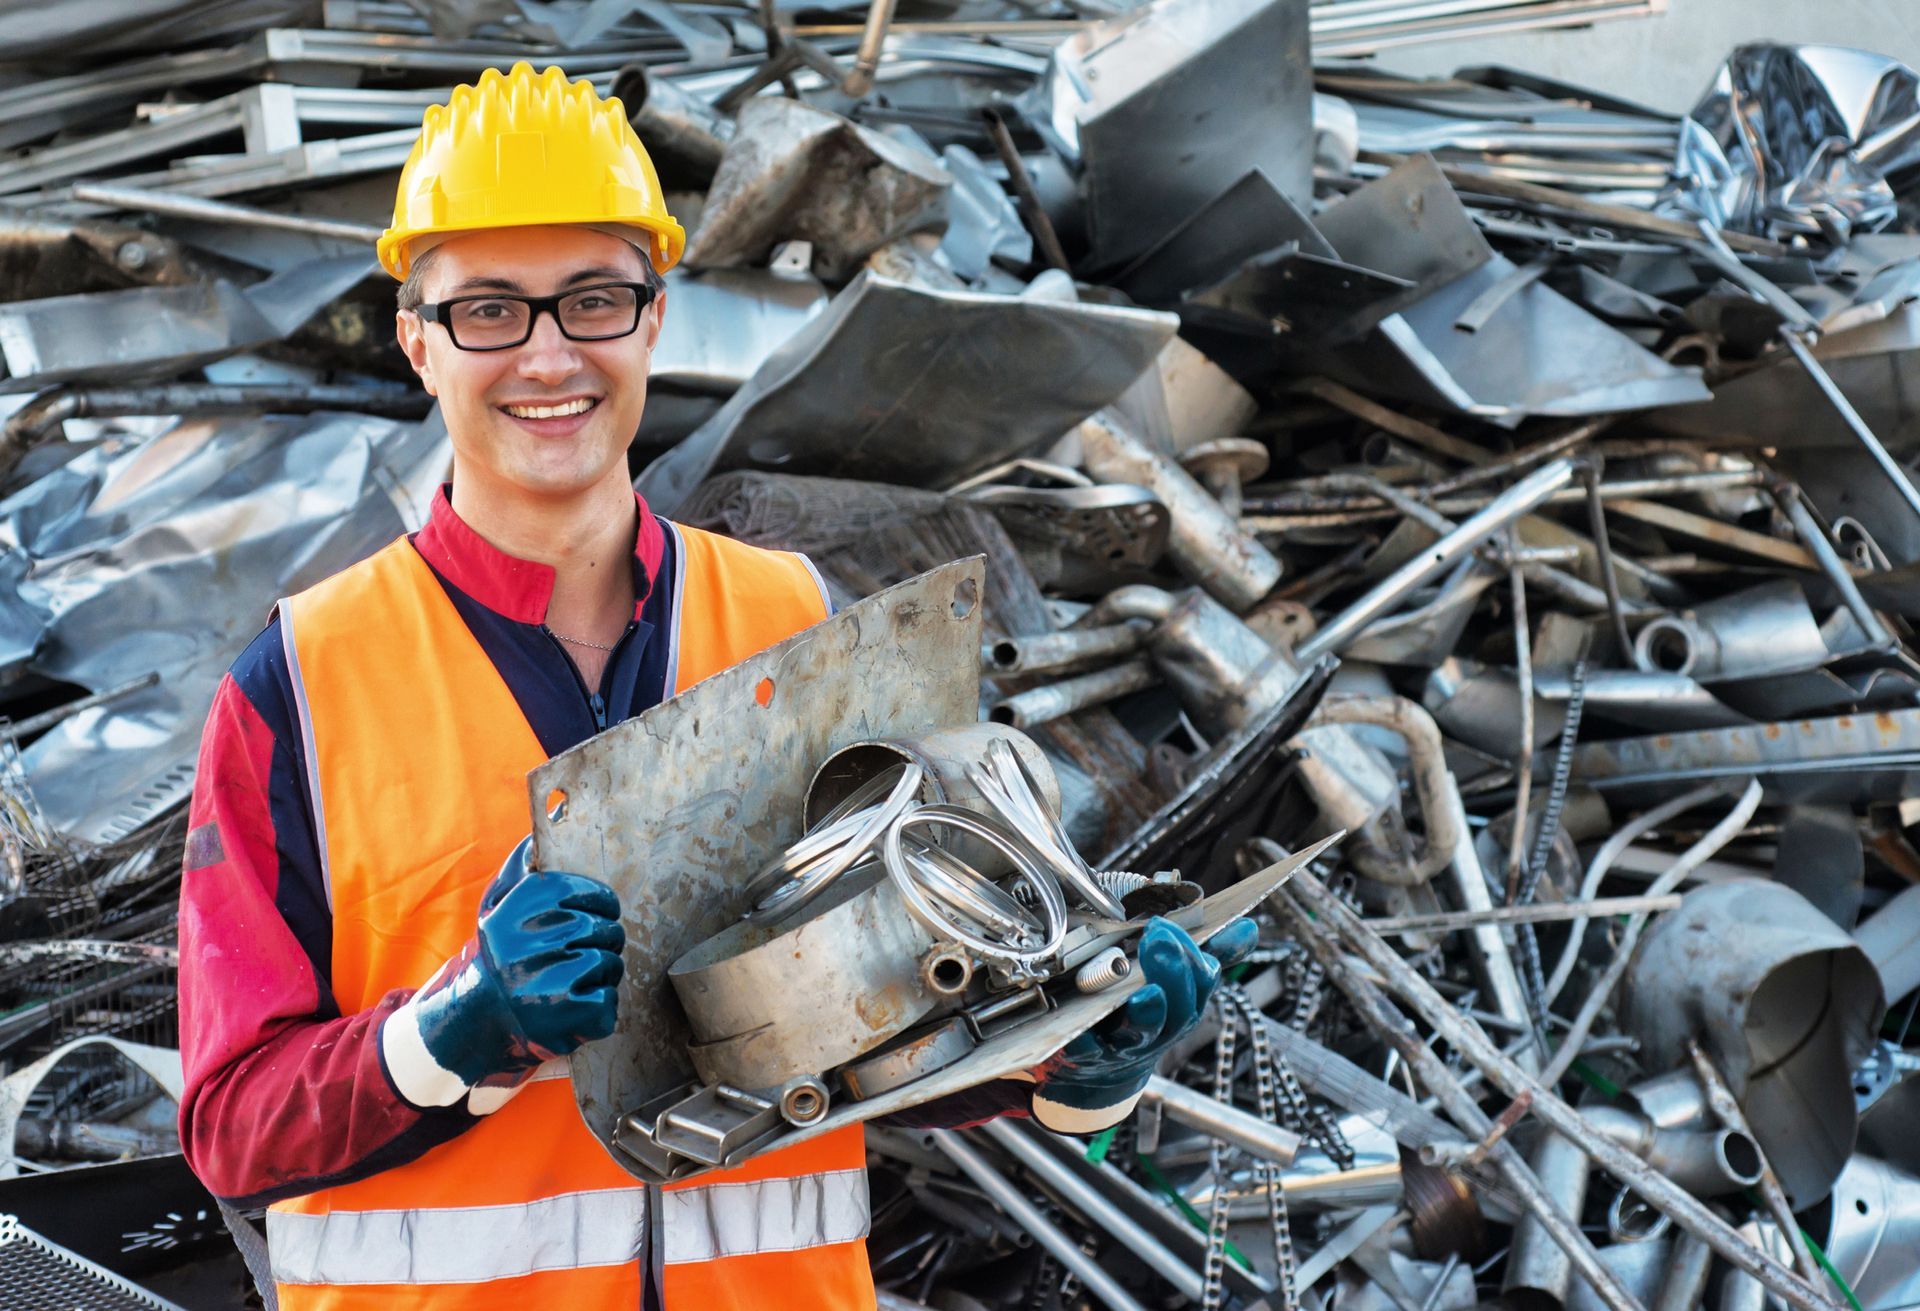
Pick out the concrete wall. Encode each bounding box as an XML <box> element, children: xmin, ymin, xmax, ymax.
<box><xmin>1369</xmin><ymin>0</ymin><xmax>1920</xmax><ymax>115</ymax></box>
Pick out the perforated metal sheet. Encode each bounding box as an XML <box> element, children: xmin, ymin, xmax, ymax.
<box><xmin>0</xmin><ymin>1214</ymin><xmax>185</xmax><ymax>1310</ymax></box>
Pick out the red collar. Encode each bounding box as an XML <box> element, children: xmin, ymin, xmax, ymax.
<box><xmin>411</xmin><ymin>485</ymin><xmax>665</xmax><ymax>625</ymax></box>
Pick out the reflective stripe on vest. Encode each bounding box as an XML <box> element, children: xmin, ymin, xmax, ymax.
<box><xmin>269</xmin><ymin>521</ymin><xmax>871</xmax><ymax>1311</ymax></box>
<box><xmin>267</xmin><ymin>1187</ymin><xmax>648</xmax><ymax>1285</ymax></box>
<box><xmin>661</xmin><ymin>1167</ymin><xmax>870</xmax><ymax>1264</ymax></box>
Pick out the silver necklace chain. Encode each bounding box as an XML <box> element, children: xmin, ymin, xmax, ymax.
<box><xmin>549</xmin><ymin>629</ymin><xmax>618</xmax><ymax>652</ymax></box>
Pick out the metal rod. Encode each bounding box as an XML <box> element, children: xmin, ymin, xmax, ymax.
<box><xmin>930</xmin><ymin>1129</ymin><xmax>1150</xmax><ymax>1311</ymax></box>
<box><xmin>1141</xmin><ymin>1075</ymin><xmax>1303</xmax><ymax>1166</ymax></box>
<box><xmin>1269</xmin><ymin>884</ymin><xmax>1645</xmax><ymax>1311</ymax></box>
<box><xmin>1506</xmin><ymin>529</ymin><xmax>1535</xmax><ymax>904</ymax></box>
<box><xmin>982</xmin><ymin>108</ymin><xmax>1070</xmax><ymax>274</ymax></box>
<box><xmin>1296</xmin><ymin>458</ymin><xmax>1579</xmax><ymax>662</ymax></box>
<box><xmin>988</xmin><ymin>659</ymin><xmax>1155</xmax><ymax>729</ymax></box>
<box><xmin>840</xmin><ymin>0</ymin><xmax>901</xmax><ymax>96</ymax></box>
<box><xmin>1364</xmin><ymin>894</ymin><xmax>1683</xmax><ymax>935</ymax></box>
<box><xmin>1686</xmin><ymin>1041</ymin><xmax>1821</xmax><ymax>1286</ymax></box>
<box><xmin>981</xmin><ymin>1119</ymin><xmax>1205</xmax><ymax>1300</ymax></box>
<box><xmin>1243</xmin><ymin>469</ymin><xmax>1766</xmax><ymax>522</ymax></box>
<box><xmin>70</xmin><ymin>182</ymin><xmax>384</xmax><ymax>243</ymax></box>
<box><xmin>1437</xmin><ymin>774</ymin><xmax>1538</xmax><ymax>1072</ymax></box>
<box><xmin>1</xmin><ymin>672</ymin><xmax>161</xmax><ymax>740</ymax></box>
<box><xmin>1779</xmin><ymin>330</ymin><xmax>1920</xmax><ymax>525</ymax></box>
<box><xmin>1775</xmin><ymin>485</ymin><xmax>1896</xmax><ymax>651</ymax></box>
<box><xmin>1583</xmin><ymin>462</ymin><xmax>1636</xmax><ymax>658</ymax></box>
<box><xmin>1284</xmin><ymin>867</ymin><xmax>1847</xmax><ymax>1311</ymax></box>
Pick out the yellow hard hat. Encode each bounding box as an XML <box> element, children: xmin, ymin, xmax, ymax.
<box><xmin>378</xmin><ymin>62</ymin><xmax>685</xmax><ymax>281</ymax></box>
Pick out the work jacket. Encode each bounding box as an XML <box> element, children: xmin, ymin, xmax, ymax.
<box><xmin>177</xmin><ymin>488</ymin><xmax>889</xmax><ymax>1309</ymax></box>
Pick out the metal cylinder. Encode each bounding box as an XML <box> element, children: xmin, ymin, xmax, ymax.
<box><xmin>1075</xmin><ymin>412</ymin><xmax>1283</xmax><ymax>612</ymax></box>
<box><xmin>985</xmin><ymin>623</ymin><xmax>1145</xmax><ymax>676</ymax></box>
<box><xmin>1653</xmin><ymin>1232</ymin><xmax>1715</xmax><ymax>1311</ymax></box>
<box><xmin>930</xmin><ymin>1129</ymin><xmax>1151</xmax><ymax>1311</ymax></box>
<box><xmin>1140</xmin><ymin>1074</ymin><xmax>1303</xmax><ymax>1166</ymax></box>
<box><xmin>804</xmin><ymin>723</ymin><xmax>1061</xmax><ymax>829</ymax></box>
<box><xmin>1503</xmin><ymin>1131</ymin><xmax>1593</xmax><ymax>1311</ymax></box>
<box><xmin>988</xmin><ymin>659</ymin><xmax>1155</xmax><ymax>728</ymax></box>
<box><xmin>1298</xmin><ymin>694</ymin><xmax>1462</xmax><ymax>886</ymax></box>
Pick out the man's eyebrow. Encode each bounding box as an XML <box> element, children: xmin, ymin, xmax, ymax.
<box><xmin>442</xmin><ymin>267</ymin><xmax>635</xmax><ymax>296</ymax></box>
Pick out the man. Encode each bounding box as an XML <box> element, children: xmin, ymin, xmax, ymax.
<box><xmin>177</xmin><ymin>62</ymin><xmax>1252</xmax><ymax>1310</ymax></box>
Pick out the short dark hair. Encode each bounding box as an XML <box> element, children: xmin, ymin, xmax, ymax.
<box><xmin>395</xmin><ymin>238</ymin><xmax>664</xmax><ymax>312</ymax></box>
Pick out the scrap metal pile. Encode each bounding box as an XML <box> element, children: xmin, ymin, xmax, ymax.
<box><xmin>6</xmin><ymin>1</ymin><xmax>1920</xmax><ymax>1308</ymax></box>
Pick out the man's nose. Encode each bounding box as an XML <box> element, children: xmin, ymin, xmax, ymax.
<box><xmin>514</xmin><ymin>309</ymin><xmax>584</xmax><ymax>383</ymax></box>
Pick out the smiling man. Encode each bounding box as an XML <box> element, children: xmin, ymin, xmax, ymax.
<box><xmin>175</xmin><ymin>61</ymin><xmax>1253</xmax><ymax>1311</ymax></box>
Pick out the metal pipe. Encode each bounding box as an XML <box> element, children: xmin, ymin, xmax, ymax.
<box><xmin>1437</xmin><ymin>773</ymin><xmax>1538</xmax><ymax>1072</ymax></box>
<box><xmin>1652</xmin><ymin>1231</ymin><xmax>1714</xmax><ymax>1311</ymax></box>
<box><xmin>930</xmin><ymin>1129</ymin><xmax>1151</xmax><ymax>1311</ymax></box>
<box><xmin>1296</xmin><ymin>458</ymin><xmax>1579</xmax><ymax>661</ymax></box>
<box><xmin>1</xmin><ymin>672</ymin><xmax>160</xmax><ymax>740</ymax></box>
<box><xmin>840</xmin><ymin>0</ymin><xmax>901</xmax><ymax>96</ymax></box>
<box><xmin>1076</xmin><ymin>413</ymin><xmax>1283</xmax><ymax>613</ymax></box>
<box><xmin>70</xmin><ymin>182</ymin><xmax>385</xmax><ymax>243</ymax></box>
<box><xmin>985</xmin><ymin>623</ymin><xmax>1144</xmax><ymax>676</ymax></box>
<box><xmin>1503</xmin><ymin>1130</ymin><xmax>1592</xmax><ymax>1309</ymax></box>
<box><xmin>1686</xmin><ymin>1042</ymin><xmax>1820</xmax><ymax>1285</ymax></box>
<box><xmin>2</xmin><ymin>382</ymin><xmax>433</xmax><ymax>451</ymax></box>
<box><xmin>981</xmin><ymin>1119</ymin><xmax>1204</xmax><ymax>1301</ymax></box>
<box><xmin>1300</xmin><ymin>694</ymin><xmax>1462</xmax><ymax>886</ymax></box>
<box><xmin>1244</xmin><ymin>470</ymin><xmax>1764</xmax><ymax>521</ymax></box>
<box><xmin>1268</xmin><ymin>880</ymin><xmax>1646</xmax><ymax>1311</ymax></box>
<box><xmin>1079</xmin><ymin>585</ymin><xmax>1177</xmax><ymax>629</ymax></box>
<box><xmin>1583</xmin><ymin>462</ymin><xmax>1636</xmax><ymax>659</ymax></box>
<box><xmin>1285</xmin><ymin>867</ymin><xmax>1848</xmax><ymax>1311</ymax></box>
<box><xmin>1775</xmin><ymin>485</ymin><xmax>1896</xmax><ymax>651</ymax></box>
<box><xmin>1365</xmin><ymin>895</ymin><xmax>1683</xmax><ymax>935</ymax></box>
<box><xmin>987</xmin><ymin>659</ymin><xmax>1155</xmax><ymax>729</ymax></box>
<box><xmin>1141</xmin><ymin>1075</ymin><xmax>1303</xmax><ymax>1166</ymax></box>
<box><xmin>982</xmin><ymin>108</ymin><xmax>1070</xmax><ymax>274</ymax></box>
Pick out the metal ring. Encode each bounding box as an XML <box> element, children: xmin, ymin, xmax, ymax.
<box><xmin>882</xmin><ymin>804</ymin><xmax>1067</xmax><ymax>967</ymax></box>
<box><xmin>966</xmin><ymin>738</ymin><xmax>1127</xmax><ymax>918</ymax></box>
<box><xmin>747</xmin><ymin>763</ymin><xmax>923</xmax><ymax>921</ymax></box>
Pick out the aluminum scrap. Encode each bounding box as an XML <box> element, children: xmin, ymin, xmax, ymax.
<box><xmin>7</xmin><ymin>1</ymin><xmax>1920</xmax><ymax>1309</ymax></box>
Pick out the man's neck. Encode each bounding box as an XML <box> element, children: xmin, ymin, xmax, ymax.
<box><xmin>449</xmin><ymin>469</ymin><xmax>637</xmax><ymax>638</ymax></box>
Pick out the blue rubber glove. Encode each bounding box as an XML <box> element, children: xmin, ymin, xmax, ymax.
<box><xmin>379</xmin><ymin>837</ymin><xmax>625</xmax><ymax>1114</ymax></box>
<box><xmin>1031</xmin><ymin>916</ymin><xmax>1258</xmax><ymax>1133</ymax></box>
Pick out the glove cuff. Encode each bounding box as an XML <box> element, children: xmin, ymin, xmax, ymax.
<box><xmin>1030</xmin><ymin>1084</ymin><xmax>1145</xmax><ymax>1135</ymax></box>
<box><xmin>379</xmin><ymin>942</ymin><xmax>541</xmax><ymax>1114</ymax></box>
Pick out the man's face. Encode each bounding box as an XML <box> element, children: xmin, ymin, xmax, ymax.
<box><xmin>395</xmin><ymin>225</ymin><xmax>666</xmax><ymax>501</ymax></box>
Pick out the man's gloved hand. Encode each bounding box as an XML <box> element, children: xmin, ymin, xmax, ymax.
<box><xmin>1031</xmin><ymin>916</ymin><xmax>1258</xmax><ymax>1134</ymax></box>
<box><xmin>380</xmin><ymin>836</ymin><xmax>625</xmax><ymax>1115</ymax></box>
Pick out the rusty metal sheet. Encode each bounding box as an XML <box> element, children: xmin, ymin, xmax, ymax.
<box><xmin>528</xmin><ymin>559</ymin><xmax>985</xmax><ymax>1151</ymax></box>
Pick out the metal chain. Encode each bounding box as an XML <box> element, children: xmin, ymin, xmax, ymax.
<box><xmin>1518</xmin><ymin>657</ymin><xmax>1588</xmax><ymax>1016</ymax></box>
<box><xmin>1201</xmin><ymin>991</ymin><xmax>1238</xmax><ymax>1311</ymax></box>
<box><xmin>1275</xmin><ymin>952</ymin><xmax>1356</xmax><ymax>1168</ymax></box>
<box><xmin>1228</xmin><ymin>986</ymin><xmax>1300</xmax><ymax>1308</ymax></box>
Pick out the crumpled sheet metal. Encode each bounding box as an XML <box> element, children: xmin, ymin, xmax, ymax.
<box><xmin>0</xmin><ymin>256</ymin><xmax>374</xmax><ymax>393</ymax></box>
<box><xmin>1668</xmin><ymin>44</ymin><xmax>1920</xmax><ymax>243</ymax></box>
<box><xmin>1</xmin><ymin>408</ymin><xmax>449</xmax><ymax>843</ymax></box>
<box><xmin>636</xmin><ymin>271</ymin><xmax>1176</xmax><ymax>515</ymax></box>
<box><xmin>1034</xmin><ymin>0</ymin><xmax>1313</xmax><ymax>272</ymax></box>
<box><xmin>683</xmin><ymin>97</ymin><xmax>952</xmax><ymax>282</ymax></box>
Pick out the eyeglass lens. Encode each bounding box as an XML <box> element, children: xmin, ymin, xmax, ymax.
<box><xmin>448</xmin><ymin>285</ymin><xmax>641</xmax><ymax>348</ymax></box>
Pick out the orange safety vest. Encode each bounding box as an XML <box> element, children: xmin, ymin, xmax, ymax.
<box><xmin>263</xmin><ymin>521</ymin><xmax>874</xmax><ymax>1310</ymax></box>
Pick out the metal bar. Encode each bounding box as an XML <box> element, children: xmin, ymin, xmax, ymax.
<box><xmin>1436</xmin><ymin>774</ymin><xmax>1537</xmax><ymax>1071</ymax></box>
<box><xmin>982</xmin><ymin>107</ymin><xmax>1071</xmax><ymax>274</ymax></box>
<box><xmin>1293</xmin><ymin>378</ymin><xmax>1490</xmax><ymax>466</ymax></box>
<box><xmin>1606</xmin><ymin>497</ymin><xmax>1822</xmax><ymax>570</ymax></box>
<box><xmin>1775</xmin><ymin>485</ymin><xmax>1896</xmax><ymax>650</ymax></box>
<box><xmin>0</xmin><ymin>673</ymin><xmax>160</xmax><ymax>740</ymax></box>
<box><xmin>1285</xmin><ymin>866</ymin><xmax>1847</xmax><ymax>1311</ymax></box>
<box><xmin>1779</xmin><ymin>330</ymin><xmax>1920</xmax><ymax>525</ymax></box>
<box><xmin>1141</xmin><ymin>1075</ymin><xmax>1304</xmax><ymax>1166</ymax></box>
<box><xmin>1363</xmin><ymin>894</ymin><xmax>1683</xmax><ymax>935</ymax></box>
<box><xmin>841</xmin><ymin>0</ymin><xmax>901</xmax><ymax>96</ymax></box>
<box><xmin>1583</xmin><ymin>463</ymin><xmax>1636</xmax><ymax>658</ymax></box>
<box><xmin>1293</xmin><ymin>1205</ymin><xmax>1400</xmax><ymax>1292</ymax></box>
<box><xmin>1243</xmin><ymin>469</ymin><xmax>1768</xmax><ymax>520</ymax></box>
<box><xmin>985</xmin><ymin>623</ymin><xmax>1145</xmax><ymax>676</ymax></box>
<box><xmin>982</xmin><ymin>1119</ymin><xmax>1206</xmax><ymax>1300</ymax></box>
<box><xmin>930</xmin><ymin>1129</ymin><xmax>1151</xmax><ymax>1311</ymax></box>
<box><xmin>1686</xmin><ymin>1041</ymin><xmax>1821</xmax><ymax>1286</ymax></box>
<box><xmin>1270</xmin><ymin>884</ymin><xmax>1645</xmax><ymax>1311</ymax></box>
<box><xmin>1296</xmin><ymin>458</ymin><xmax>1578</xmax><ymax>661</ymax></box>
<box><xmin>71</xmin><ymin>182</ymin><xmax>384</xmax><ymax>243</ymax></box>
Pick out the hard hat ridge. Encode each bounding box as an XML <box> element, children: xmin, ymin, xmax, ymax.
<box><xmin>377</xmin><ymin>60</ymin><xmax>685</xmax><ymax>281</ymax></box>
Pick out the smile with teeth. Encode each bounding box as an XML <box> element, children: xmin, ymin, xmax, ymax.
<box><xmin>503</xmin><ymin>397</ymin><xmax>597</xmax><ymax>419</ymax></box>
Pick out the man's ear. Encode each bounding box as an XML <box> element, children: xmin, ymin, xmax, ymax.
<box><xmin>641</xmin><ymin>289</ymin><xmax>666</xmax><ymax>353</ymax></box>
<box><xmin>395</xmin><ymin>310</ymin><xmax>438</xmax><ymax>396</ymax></box>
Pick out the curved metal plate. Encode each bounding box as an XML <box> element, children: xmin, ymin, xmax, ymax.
<box><xmin>528</xmin><ymin>559</ymin><xmax>985</xmax><ymax>1157</ymax></box>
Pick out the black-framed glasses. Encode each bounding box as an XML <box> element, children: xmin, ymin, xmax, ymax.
<box><xmin>414</xmin><ymin>281</ymin><xmax>656</xmax><ymax>351</ymax></box>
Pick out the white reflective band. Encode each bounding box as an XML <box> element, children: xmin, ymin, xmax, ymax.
<box><xmin>661</xmin><ymin>1167</ymin><xmax>870</xmax><ymax>1264</ymax></box>
<box><xmin>1031</xmin><ymin>1088</ymin><xmax>1144</xmax><ymax>1135</ymax></box>
<box><xmin>268</xmin><ymin>1187</ymin><xmax>646</xmax><ymax>1286</ymax></box>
